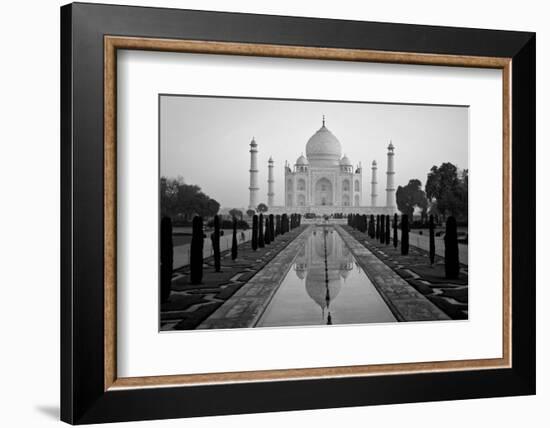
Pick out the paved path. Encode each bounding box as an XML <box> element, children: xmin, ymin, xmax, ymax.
<box><xmin>199</xmin><ymin>226</ymin><xmax>313</xmax><ymax>329</ymax></box>
<box><xmin>343</xmin><ymin>225</ymin><xmax>468</xmax><ymax>320</ymax></box>
<box><xmin>161</xmin><ymin>226</ymin><xmax>307</xmax><ymax>330</ymax></box>
<box><xmin>335</xmin><ymin>225</ymin><xmax>450</xmax><ymax>322</ymax></box>
<box><xmin>408</xmin><ymin>230</ymin><xmax>468</xmax><ymax>265</ymax></box>
<box><xmin>174</xmin><ymin>229</ymin><xmax>253</xmax><ymax>269</ymax></box>
<box><xmin>163</xmin><ymin>222</ymin><xmax>459</xmax><ymax>329</ymax></box>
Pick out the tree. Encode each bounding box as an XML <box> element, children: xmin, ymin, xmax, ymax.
<box><xmin>401</xmin><ymin>214</ymin><xmax>409</xmax><ymax>255</ymax></box>
<box><xmin>376</xmin><ymin>215</ymin><xmax>380</xmax><ymax>239</ymax></box>
<box><xmin>396</xmin><ymin>179</ymin><xmax>428</xmax><ymax>219</ymax></box>
<box><xmin>190</xmin><ymin>216</ymin><xmax>204</xmax><ymax>284</ymax></box>
<box><xmin>258</xmin><ymin>213</ymin><xmax>265</xmax><ymax>248</ymax></box>
<box><xmin>369</xmin><ymin>215</ymin><xmax>375</xmax><ymax>238</ymax></box>
<box><xmin>210</xmin><ymin>215</ymin><xmax>221</xmax><ymax>272</ymax></box>
<box><xmin>429</xmin><ymin>214</ymin><xmax>435</xmax><ymax>265</ymax></box>
<box><xmin>380</xmin><ymin>215</ymin><xmax>385</xmax><ymax>243</ymax></box>
<box><xmin>246</xmin><ymin>209</ymin><xmax>255</xmax><ymax>217</ymax></box>
<box><xmin>269</xmin><ymin>214</ymin><xmax>275</xmax><ymax>242</ymax></box>
<box><xmin>264</xmin><ymin>216</ymin><xmax>271</xmax><ymax>245</ymax></box>
<box><xmin>251</xmin><ymin>215</ymin><xmax>258</xmax><ymax>250</ymax></box>
<box><xmin>160</xmin><ymin>216</ymin><xmax>173</xmax><ymax>303</ymax></box>
<box><xmin>425</xmin><ymin>163</ymin><xmax>468</xmax><ymax>220</ymax></box>
<box><xmin>385</xmin><ymin>215</ymin><xmax>390</xmax><ymax>245</ymax></box>
<box><xmin>393</xmin><ymin>213</ymin><xmax>398</xmax><ymax>248</ymax></box>
<box><xmin>257</xmin><ymin>203</ymin><xmax>268</xmax><ymax>213</ymax></box>
<box><xmin>231</xmin><ymin>217</ymin><xmax>238</xmax><ymax>260</ymax></box>
<box><xmin>444</xmin><ymin>216</ymin><xmax>460</xmax><ymax>278</ymax></box>
<box><xmin>229</xmin><ymin>208</ymin><xmax>243</xmax><ymax>220</ymax></box>
<box><xmin>160</xmin><ymin>177</ymin><xmax>180</xmax><ymax>217</ymax></box>
<box><xmin>160</xmin><ymin>177</ymin><xmax>220</xmax><ymax>221</ymax></box>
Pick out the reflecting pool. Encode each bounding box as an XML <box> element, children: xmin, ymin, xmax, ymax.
<box><xmin>256</xmin><ymin>226</ymin><xmax>397</xmax><ymax>327</ymax></box>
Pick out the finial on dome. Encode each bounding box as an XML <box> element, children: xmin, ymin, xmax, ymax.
<box><xmin>322</xmin><ymin>115</ymin><xmax>325</xmax><ymax>127</ymax></box>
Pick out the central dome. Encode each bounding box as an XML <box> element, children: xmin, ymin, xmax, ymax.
<box><xmin>305</xmin><ymin>117</ymin><xmax>342</xmax><ymax>166</ymax></box>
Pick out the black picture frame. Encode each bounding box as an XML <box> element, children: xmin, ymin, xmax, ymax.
<box><xmin>61</xmin><ymin>2</ymin><xmax>535</xmax><ymax>424</ymax></box>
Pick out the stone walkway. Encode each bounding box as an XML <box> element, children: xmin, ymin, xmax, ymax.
<box><xmin>160</xmin><ymin>225</ymin><xmax>308</xmax><ymax>330</ymax></box>
<box><xmin>407</xmin><ymin>230</ymin><xmax>468</xmax><ymax>265</ymax></box>
<box><xmin>335</xmin><ymin>225</ymin><xmax>450</xmax><ymax>322</ymax></box>
<box><xmin>173</xmin><ymin>229</ymin><xmax>253</xmax><ymax>269</ymax></box>
<box><xmin>199</xmin><ymin>226</ymin><xmax>312</xmax><ymax>329</ymax></box>
<box><xmin>162</xmin><ymin>222</ymin><xmax>465</xmax><ymax>330</ymax></box>
<box><xmin>342</xmin><ymin>225</ymin><xmax>468</xmax><ymax>320</ymax></box>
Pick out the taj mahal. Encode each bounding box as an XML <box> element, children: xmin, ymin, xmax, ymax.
<box><xmin>248</xmin><ymin>116</ymin><xmax>399</xmax><ymax>216</ymax></box>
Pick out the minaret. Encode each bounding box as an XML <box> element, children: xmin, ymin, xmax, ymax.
<box><xmin>267</xmin><ymin>157</ymin><xmax>275</xmax><ymax>207</ymax></box>
<box><xmin>386</xmin><ymin>140</ymin><xmax>397</xmax><ymax>208</ymax></box>
<box><xmin>248</xmin><ymin>137</ymin><xmax>259</xmax><ymax>210</ymax></box>
<box><xmin>370</xmin><ymin>160</ymin><xmax>378</xmax><ymax>207</ymax></box>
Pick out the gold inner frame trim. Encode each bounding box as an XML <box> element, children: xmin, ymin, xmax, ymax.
<box><xmin>104</xmin><ymin>35</ymin><xmax>512</xmax><ymax>391</ymax></box>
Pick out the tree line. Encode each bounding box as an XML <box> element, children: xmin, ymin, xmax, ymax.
<box><xmin>347</xmin><ymin>212</ymin><xmax>460</xmax><ymax>279</ymax></box>
<box><xmin>160</xmin><ymin>177</ymin><xmax>220</xmax><ymax>223</ymax></box>
<box><xmin>396</xmin><ymin>162</ymin><xmax>468</xmax><ymax>223</ymax></box>
<box><xmin>161</xmin><ymin>177</ymin><xmax>276</xmax><ymax>229</ymax></box>
<box><xmin>160</xmin><ymin>212</ymin><xmax>302</xmax><ymax>303</ymax></box>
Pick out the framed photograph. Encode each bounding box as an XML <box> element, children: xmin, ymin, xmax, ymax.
<box><xmin>61</xmin><ymin>2</ymin><xmax>535</xmax><ymax>424</ymax></box>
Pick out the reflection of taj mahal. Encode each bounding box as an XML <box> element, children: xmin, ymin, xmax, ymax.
<box><xmin>255</xmin><ymin>225</ymin><xmax>398</xmax><ymax>327</ymax></box>
<box><xmin>248</xmin><ymin>116</ymin><xmax>398</xmax><ymax>215</ymax></box>
<box><xmin>294</xmin><ymin>228</ymin><xmax>354</xmax><ymax>314</ymax></box>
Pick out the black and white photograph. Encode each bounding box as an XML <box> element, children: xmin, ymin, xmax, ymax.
<box><xmin>0</xmin><ymin>0</ymin><xmax>542</xmax><ymax>425</ymax></box>
<box><xmin>159</xmin><ymin>95</ymin><xmax>469</xmax><ymax>330</ymax></box>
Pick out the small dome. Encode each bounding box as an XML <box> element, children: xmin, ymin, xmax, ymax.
<box><xmin>250</xmin><ymin>137</ymin><xmax>257</xmax><ymax>147</ymax></box>
<box><xmin>296</xmin><ymin>154</ymin><xmax>308</xmax><ymax>165</ymax></box>
<box><xmin>305</xmin><ymin>117</ymin><xmax>342</xmax><ymax>166</ymax></box>
<box><xmin>339</xmin><ymin>262</ymin><xmax>353</xmax><ymax>279</ymax></box>
<box><xmin>340</xmin><ymin>154</ymin><xmax>352</xmax><ymax>166</ymax></box>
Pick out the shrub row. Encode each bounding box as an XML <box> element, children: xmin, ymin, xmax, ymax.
<box><xmin>347</xmin><ymin>212</ymin><xmax>460</xmax><ymax>279</ymax></box>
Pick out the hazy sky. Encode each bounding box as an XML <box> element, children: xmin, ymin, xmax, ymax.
<box><xmin>160</xmin><ymin>95</ymin><xmax>468</xmax><ymax>209</ymax></box>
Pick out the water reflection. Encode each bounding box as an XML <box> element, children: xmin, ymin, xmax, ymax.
<box><xmin>257</xmin><ymin>226</ymin><xmax>396</xmax><ymax>327</ymax></box>
<box><xmin>298</xmin><ymin>229</ymin><xmax>353</xmax><ymax>322</ymax></box>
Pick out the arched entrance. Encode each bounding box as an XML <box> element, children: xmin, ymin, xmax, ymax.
<box><xmin>315</xmin><ymin>178</ymin><xmax>333</xmax><ymax>206</ymax></box>
<box><xmin>342</xmin><ymin>194</ymin><xmax>350</xmax><ymax>206</ymax></box>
